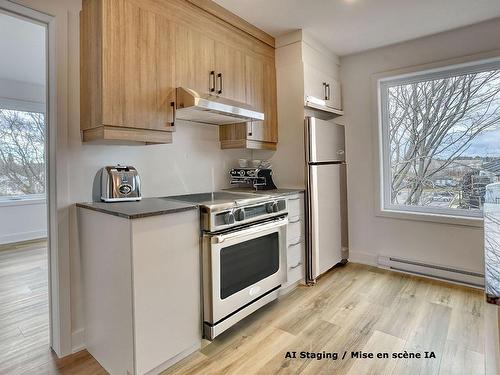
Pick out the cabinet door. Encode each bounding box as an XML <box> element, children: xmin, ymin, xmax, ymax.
<box><xmin>303</xmin><ymin>63</ymin><xmax>327</xmax><ymax>101</ymax></box>
<box><xmin>215</xmin><ymin>42</ymin><xmax>246</xmax><ymax>102</ymax></box>
<box><xmin>175</xmin><ymin>23</ymin><xmax>215</xmax><ymax>95</ymax></box>
<box><xmin>245</xmin><ymin>54</ymin><xmax>278</xmax><ymax>143</ymax></box>
<box><xmin>132</xmin><ymin>211</ymin><xmax>201</xmax><ymax>375</ymax></box>
<box><xmin>102</xmin><ymin>0</ymin><xmax>175</xmax><ymax>129</ymax></box>
<box><xmin>304</xmin><ymin>63</ymin><xmax>342</xmax><ymax>110</ymax></box>
<box><xmin>325</xmin><ymin>79</ymin><xmax>342</xmax><ymax>111</ymax></box>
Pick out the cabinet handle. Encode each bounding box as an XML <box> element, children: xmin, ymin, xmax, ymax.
<box><xmin>290</xmin><ymin>261</ymin><xmax>302</xmax><ymax>270</ymax></box>
<box><xmin>248</xmin><ymin>122</ymin><xmax>253</xmax><ymax>137</ymax></box>
<box><xmin>289</xmin><ymin>217</ymin><xmax>301</xmax><ymax>224</ymax></box>
<box><xmin>288</xmin><ymin>196</ymin><xmax>300</xmax><ymax>201</ymax></box>
<box><xmin>326</xmin><ymin>83</ymin><xmax>331</xmax><ymax>100</ymax></box>
<box><xmin>170</xmin><ymin>101</ymin><xmax>176</xmax><ymax>124</ymax></box>
<box><xmin>288</xmin><ymin>239</ymin><xmax>302</xmax><ymax>247</ymax></box>
<box><xmin>210</xmin><ymin>71</ymin><xmax>216</xmax><ymax>93</ymax></box>
<box><xmin>323</xmin><ymin>82</ymin><xmax>327</xmax><ymax>100</ymax></box>
<box><xmin>217</xmin><ymin>73</ymin><xmax>223</xmax><ymax>95</ymax></box>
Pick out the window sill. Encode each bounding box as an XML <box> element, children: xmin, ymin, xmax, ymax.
<box><xmin>377</xmin><ymin>208</ymin><xmax>483</xmax><ymax>228</ymax></box>
<box><xmin>0</xmin><ymin>196</ymin><xmax>46</xmax><ymax>207</ymax></box>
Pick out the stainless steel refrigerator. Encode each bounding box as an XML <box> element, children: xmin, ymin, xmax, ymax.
<box><xmin>305</xmin><ymin>116</ymin><xmax>348</xmax><ymax>284</ymax></box>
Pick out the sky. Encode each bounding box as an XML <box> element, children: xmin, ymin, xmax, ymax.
<box><xmin>461</xmin><ymin>127</ymin><xmax>500</xmax><ymax>157</ymax></box>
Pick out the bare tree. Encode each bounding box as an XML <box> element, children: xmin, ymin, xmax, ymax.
<box><xmin>388</xmin><ymin>70</ymin><xmax>500</xmax><ymax>205</ymax></box>
<box><xmin>0</xmin><ymin>109</ymin><xmax>45</xmax><ymax>195</ymax></box>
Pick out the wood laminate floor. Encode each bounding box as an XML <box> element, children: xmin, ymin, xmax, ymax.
<box><xmin>0</xmin><ymin>241</ymin><xmax>106</xmax><ymax>375</ymax></box>
<box><xmin>0</xmin><ymin>243</ymin><xmax>486</xmax><ymax>375</ymax></box>
<box><xmin>164</xmin><ymin>263</ymin><xmax>485</xmax><ymax>375</ymax></box>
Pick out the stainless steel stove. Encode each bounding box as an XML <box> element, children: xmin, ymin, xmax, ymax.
<box><xmin>171</xmin><ymin>191</ymin><xmax>288</xmax><ymax>339</ymax></box>
<box><xmin>172</xmin><ymin>191</ymin><xmax>286</xmax><ymax>232</ymax></box>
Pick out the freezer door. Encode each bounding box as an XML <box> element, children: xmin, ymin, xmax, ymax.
<box><xmin>307</xmin><ymin>164</ymin><xmax>344</xmax><ymax>280</ymax></box>
<box><xmin>306</xmin><ymin>117</ymin><xmax>345</xmax><ymax>163</ymax></box>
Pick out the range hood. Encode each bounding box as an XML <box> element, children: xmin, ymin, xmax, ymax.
<box><xmin>175</xmin><ymin>87</ymin><xmax>264</xmax><ymax>125</ymax></box>
<box><xmin>304</xmin><ymin>95</ymin><xmax>344</xmax><ymax>119</ymax></box>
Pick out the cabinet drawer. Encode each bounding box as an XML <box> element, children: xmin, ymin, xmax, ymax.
<box><xmin>287</xmin><ymin>241</ymin><xmax>303</xmax><ymax>267</ymax></box>
<box><xmin>287</xmin><ymin>264</ymin><xmax>304</xmax><ymax>285</ymax></box>
<box><xmin>287</xmin><ymin>241</ymin><xmax>305</xmax><ymax>284</ymax></box>
<box><xmin>287</xmin><ymin>218</ymin><xmax>304</xmax><ymax>245</ymax></box>
<box><xmin>287</xmin><ymin>194</ymin><xmax>304</xmax><ymax>218</ymax></box>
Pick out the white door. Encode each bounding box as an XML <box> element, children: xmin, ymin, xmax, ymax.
<box><xmin>309</xmin><ymin>164</ymin><xmax>343</xmax><ymax>278</ymax></box>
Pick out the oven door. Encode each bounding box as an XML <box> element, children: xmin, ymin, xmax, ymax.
<box><xmin>203</xmin><ymin>216</ymin><xmax>287</xmax><ymax>324</ymax></box>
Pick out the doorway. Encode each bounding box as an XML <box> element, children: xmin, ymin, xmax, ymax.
<box><xmin>0</xmin><ymin>4</ymin><xmax>55</xmax><ymax>372</ymax></box>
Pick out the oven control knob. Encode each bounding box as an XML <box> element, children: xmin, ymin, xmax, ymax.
<box><xmin>234</xmin><ymin>209</ymin><xmax>246</xmax><ymax>221</ymax></box>
<box><xmin>266</xmin><ymin>201</ymin><xmax>279</xmax><ymax>213</ymax></box>
<box><xmin>224</xmin><ymin>212</ymin><xmax>235</xmax><ymax>225</ymax></box>
<box><xmin>272</xmin><ymin>202</ymin><xmax>280</xmax><ymax>213</ymax></box>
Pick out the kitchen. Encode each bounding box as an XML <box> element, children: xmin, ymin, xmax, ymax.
<box><xmin>1</xmin><ymin>0</ymin><xmax>500</xmax><ymax>374</ymax></box>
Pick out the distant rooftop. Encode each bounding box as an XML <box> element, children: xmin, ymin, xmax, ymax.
<box><xmin>483</xmin><ymin>159</ymin><xmax>500</xmax><ymax>174</ymax></box>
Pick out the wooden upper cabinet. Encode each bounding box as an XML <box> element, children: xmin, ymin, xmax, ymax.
<box><xmin>246</xmin><ymin>55</ymin><xmax>277</xmax><ymax>144</ymax></box>
<box><xmin>175</xmin><ymin>23</ymin><xmax>215</xmax><ymax>94</ymax></box>
<box><xmin>214</xmin><ymin>42</ymin><xmax>246</xmax><ymax>102</ymax></box>
<box><xmin>80</xmin><ymin>0</ymin><xmax>277</xmax><ymax>148</ymax></box>
<box><xmin>219</xmin><ymin>53</ymin><xmax>278</xmax><ymax>150</ymax></box>
<box><xmin>175</xmin><ymin>34</ymin><xmax>246</xmax><ymax>103</ymax></box>
<box><xmin>81</xmin><ymin>0</ymin><xmax>175</xmax><ymax>143</ymax></box>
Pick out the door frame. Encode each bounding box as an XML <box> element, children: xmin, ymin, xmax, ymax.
<box><xmin>0</xmin><ymin>0</ymin><xmax>72</xmax><ymax>357</ymax></box>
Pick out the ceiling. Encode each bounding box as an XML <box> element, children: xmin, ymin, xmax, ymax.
<box><xmin>0</xmin><ymin>12</ymin><xmax>45</xmax><ymax>85</ymax></box>
<box><xmin>214</xmin><ymin>0</ymin><xmax>500</xmax><ymax>56</ymax></box>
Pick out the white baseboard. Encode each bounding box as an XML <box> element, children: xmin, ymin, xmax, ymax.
<box><xmin>71</xmin><ymin>328</ymin><xmax>85</xmax><ymax>353</ymax></box>
<box><xmin>0</xmin><ymin>229</ymin><xmax>47</xmax><ymax>245</ymax></box>
<box><xmin>378</xmin><ymin>255</ymin><xmax>484</xmax><ymax>288</ymax></box>
<box><xmin>348</xmin><ymin>250</ymin><xmax>378</xmax><ymax>266</ymax></box>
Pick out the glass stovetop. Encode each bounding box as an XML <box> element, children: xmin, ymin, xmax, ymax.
<box><xmin>169</xmin><ymin>191</ymin><xmax>270</xmax><ymax>206</ymax></box>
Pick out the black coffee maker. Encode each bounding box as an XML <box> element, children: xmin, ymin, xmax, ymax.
<box><xmin>229</xmin><ymin>168</ymin><xmax>277</xmax><ymax>190</ymax></box>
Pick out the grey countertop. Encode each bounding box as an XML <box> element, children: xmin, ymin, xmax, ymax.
<box><xmin>223</xmin><ymin>187</ymin><xmax>305</xmax><ymax>197</ymax></box>
<box><xmin>76</xmin><ymin>198</ymin><xmax>198</xmax><ymax>219</ymax></box>
<box><xmin>77</xmin><ymin>188</ymin><xmax>304</xmax><ymax>220</ymax></box>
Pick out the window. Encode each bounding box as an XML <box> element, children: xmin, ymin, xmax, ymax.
<box><xmin>379</xmin><ymin>59</ymin><xmax>500</xmax><ymax>218</ymax></box>
<box><xmin>0</xmin><ymin>108</ymin><xmax>45</xmax><ymax>199</ymax></box>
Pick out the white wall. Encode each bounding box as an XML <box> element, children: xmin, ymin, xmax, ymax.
<box><xmin>339</xmin><ymin>18</ymin><xmax>500</xmax><ymax>272</ymax></box>
<box><xmin>0</xmin><ymin>200</ymin><xmax>46</xmax><ymax>244</ymax></box>
<box><xmin>0</xmin><ymin>78</ymin><xmax>45</xmax><ymax>111</ymax></box>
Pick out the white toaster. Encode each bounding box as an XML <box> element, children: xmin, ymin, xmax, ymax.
<box><xmin>100</xmin><ymin>165</ymin><xmax>141</xmax><ymax>202</ymax></box>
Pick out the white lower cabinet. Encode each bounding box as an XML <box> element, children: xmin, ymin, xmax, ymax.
<box><xmin>78</xmin><ymin>208</ymin><xmax>201</xmax><ymax>375</ymax></box>
<box><xmin>282</xmin><ymin>192</ymin><xmax>306</xmax><ymax>290</ymax></box>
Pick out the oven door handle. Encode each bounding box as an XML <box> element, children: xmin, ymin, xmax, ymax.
<box><xmin>213</xmin><ymin>217</ymin><xmax>288</xmax><ymax>244</ymax></box>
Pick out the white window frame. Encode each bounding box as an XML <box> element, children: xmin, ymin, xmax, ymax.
<box><xmin>0</xmin><ymin>99</ymin><xmax>46</xmax><ymax>202</ymax></box>
<box><xmin>377</xmin><ymin>57</ymin><xmax>500</xmax><ymax>224</ymax></box>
